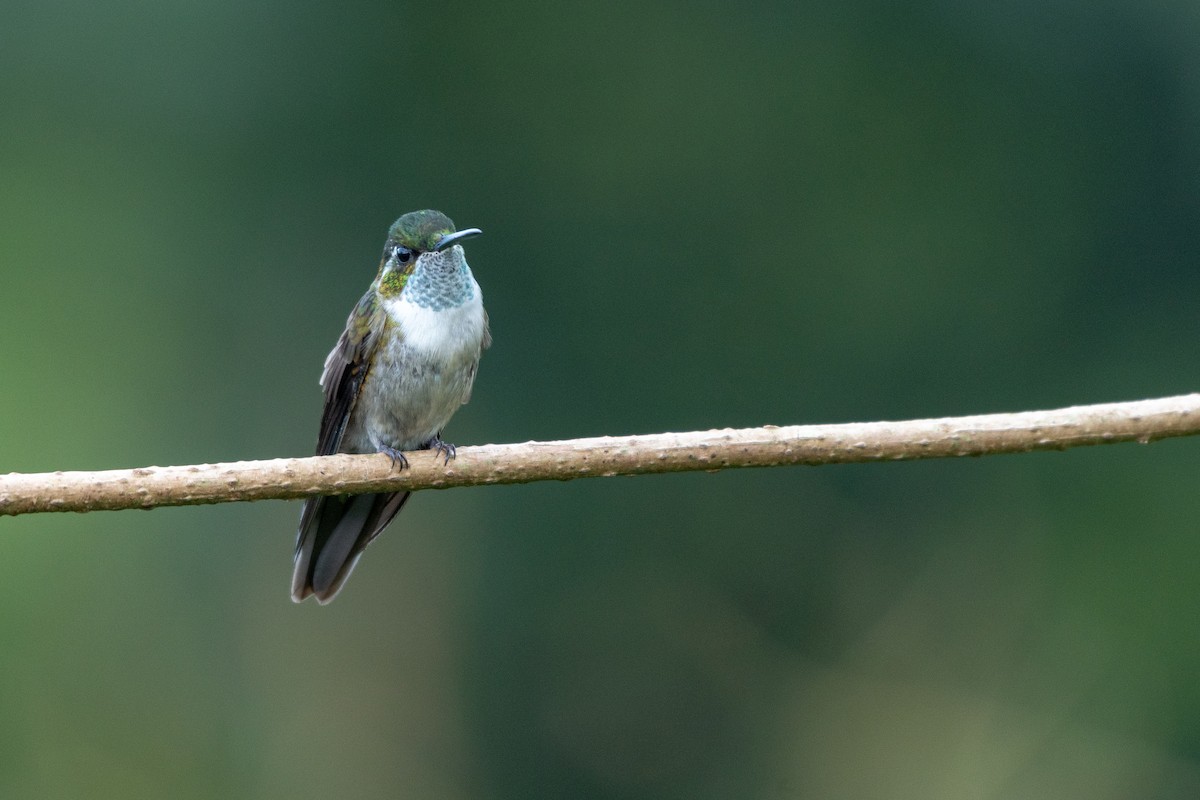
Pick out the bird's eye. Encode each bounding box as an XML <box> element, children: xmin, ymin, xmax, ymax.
<box><xmin>394</xmin><ymin>246</ymin><xmax>413</xmax><ymax>264</ymax></box>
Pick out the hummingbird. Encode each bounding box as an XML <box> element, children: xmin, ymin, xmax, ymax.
<box><xmin>291</xmin><ymin>210</ymin><xmax>490</xmax><ymax>604</ymax></box>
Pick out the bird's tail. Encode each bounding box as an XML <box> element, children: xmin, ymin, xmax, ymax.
<box><xmin>291</xmin><ymin>491</ymin><xmax>411</xmax><ymax>603</ymax></box>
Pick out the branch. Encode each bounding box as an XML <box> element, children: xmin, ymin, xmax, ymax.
<box><xmin>3</xmin><ymin>393</ymin><xmax>1199</xmax><ymax>516</ymax></box>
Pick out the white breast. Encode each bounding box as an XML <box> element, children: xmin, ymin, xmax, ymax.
<box><xmin>382</xmin><ymin>278</ymin><xmax>487</xmax><ymax>362</ymax></box>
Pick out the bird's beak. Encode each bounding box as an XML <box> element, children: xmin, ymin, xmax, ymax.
<box><xmin>434</xmin><ymin>228</ymin><xmax>482</xmax><ymax>251</ymax></box>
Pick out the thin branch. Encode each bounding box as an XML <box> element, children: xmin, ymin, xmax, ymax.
<box><xmin>2</xmin><ymin>393</ymin><xmax>1198</xmax><ymax>516</ymax></box>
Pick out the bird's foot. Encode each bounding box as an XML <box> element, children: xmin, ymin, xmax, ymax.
<box><xmin>378</xmin><ymin>444</ymin><xmax>410</xmax><ymax>470</ymax></box>
<box><xmin>425</xmin><ymin>435</ymin><xmax>457</xmax><ymax>466</ymax></box>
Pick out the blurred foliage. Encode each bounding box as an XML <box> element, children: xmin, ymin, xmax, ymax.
<box><xmin>3</xmin><ymin>0</ymin><xmax>1200</xmax><ymax>797</ymax></box>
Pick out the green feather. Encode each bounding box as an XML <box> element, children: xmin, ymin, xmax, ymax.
<box><xmin>387</xmin><ymin>210</ymin><xmax>458</xmax><ymax>252</ymax></box>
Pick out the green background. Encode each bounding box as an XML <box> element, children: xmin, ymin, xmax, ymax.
<box><xmin>3</xmin><ymin>1</ymin><xmax>1200</xmax><ymax>797</ymax></box>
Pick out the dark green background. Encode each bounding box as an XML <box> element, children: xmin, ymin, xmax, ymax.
<box><xmin>3</xmin><ymin>1</ymin><xmax>1200</xmax><ymax>797</ymax></box>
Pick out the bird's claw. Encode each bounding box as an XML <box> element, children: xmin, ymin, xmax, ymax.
<box><xmin>379</xmin><ymin>445</ymin><xmax>409</xmax><ymax>470</ymax></box>
<box><xmin>427</xmin><ymin>436</ymin><xmax>457</xmax><ymax>466</ymax></box>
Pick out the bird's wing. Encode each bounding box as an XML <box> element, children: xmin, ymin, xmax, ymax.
<box><xmin>292</xmin><ymin>290</ymin><xmax>393</xmax><ymax>603</ymax></box>
<box><xmin>460</xmin><ymin>309</ymin><xmax>491</xmax><ymax>406</ymax></box>
<box><xmin>314</xmin><ymin>289</ymin><xmax>386</xmax><ymax>457</ymax></box>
